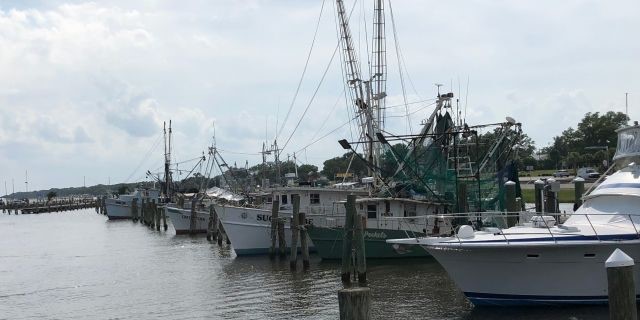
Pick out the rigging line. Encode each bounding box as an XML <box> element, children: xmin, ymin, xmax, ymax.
<box><xmin>280</xmin><ymin>36</ymin><xmax>340</xmax><ymax>153</ymax></box>
<box><xmin>276</xmin><ymin>0</ymin><xmax>327</xmax><ymax>141</ymax></box>
<box><xmin>387</xmin><ymin>0</ymin><xmax>412</xmax><ymax>135</ymax></box>
<box><xmin>308</xmin><ymin>86</ymin><xmax>346</xmax><ymax>143</ymax></box>
<box><xmin>383</xmin><ymin>98</ymin><xmax>436</xmax><ymax>109</ymax></box>
<box><xmin>294</xmin><ymin>113</ymin><xmax>359</xmax><ymax>154</ymax></box>
<box><xmin>385</xmin><ymin>101</ymin><xmax>437</xmax><ymax>118</ymax></box>
<box><xmin>174</xmin><ymin>156</ymin><xmax>207</xmax><ymax>165</ymax></box>
<box><xmin>464</xmin><ymin>75</ymin><xmax>469</xmax><ymax>123</ymax></box>
<box><xmin>123</xmin><ymin>134</ymin><xmax>163</xmax><ymax>183</ymax></box>
<box><xmin>333</xmin><ymin>0</ymin><xmax>361</xmax><ymax>144</ymax></box>
<box><xmin>396</xmin><ymin>43</ymin><xmax>423</xmax><ymax>100</ymax></box>
<box><xmin>216</xmin><ymin>149</ymin><xmax>262</xmax><ymax>156</ymax></box>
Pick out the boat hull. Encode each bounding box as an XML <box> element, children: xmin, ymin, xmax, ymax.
<box><xmin>215</xmin><ymin>204</ymin><xmax>314</xmax><ymax>256</ymax></box>
<box><xmin>425</xmin><ymin>241</ymin><xmax>640</xmax><ymax>305</ymax></box>
<box><xmin>165</xmin><ymin>206</ymin><xmax>209</xmax><ymax>234</ymax></box>
<box><xmin>308</xmin><ymin>225</ymin><xmax>428</xmax><ymax>259</ymax></box>
<box><xmin>105</xmin><ymin>201</ymin><xmax>136</xmax><ymax>220</ymax></box>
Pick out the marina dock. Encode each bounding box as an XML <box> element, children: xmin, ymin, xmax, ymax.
<box><xmin>1</xmin><ymin>197</ymin><xmax>97</xmax><ymax>214</ymax></box>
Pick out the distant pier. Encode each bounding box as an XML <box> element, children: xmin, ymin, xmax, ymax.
<box><xmin>1</xmin><ymin>197</ymin><xmax>97</xmax><ymax>214</ymax></box>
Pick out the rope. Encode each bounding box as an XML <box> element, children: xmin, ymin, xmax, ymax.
<box><xmin>123</xmin><ymin>134</ymin><xmax>163</xmax><ymax>183</ymax></box>
<box><xmin>276</xmin><ymin>0</ymin><xmax>327</xmax><ymax>141</ymax></box>
<box><xmin>280</xmin><ymin>39</ymin><xmax>340</xmax><ymax>153</ymax></box>
<box><xmin>387</xmin><ymin>0</ymin><xmax>412</xmax><ymax>134</ymax></box>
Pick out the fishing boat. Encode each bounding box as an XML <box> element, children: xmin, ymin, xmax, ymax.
<box><xmin>388</xmin><ymin>123</ymin><xmax>640</xmax><ymax>306</ymax></box>
<box><xmin>306</xmin><ymin>0</ymin><xmax>525</xmax><ymax>259</ymax></box>
<box><xmin>165</xmin><ymin>187</ymin><xmax>244</xmax><ymax>235</ymax></box>
<box><xmin>105</xmin><ymin>188</ymin><xmax>161</xmax><ymax>220</ymax></box>
<box><xmin>215</xmin><ymin>186</ymin><xmax>368</xmax><ymax>255</ymax></box>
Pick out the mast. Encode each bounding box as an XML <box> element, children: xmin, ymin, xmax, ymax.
<box><xmin>626</xmin><ymin>92</ymin><xmax>630</xmax><ymax>121</ymax></box>
<box><xmin>163</xmin><ymin>120</ymin><xmax>173</xmax><ymax>200</ymax></box>
<box><xmin>371</xmin><ymin>0</ymin><xmax>387</xmax><ymax>132</ymax></box>
<box><xmin>336</xmin><ymin>0</ymin><xmax>381</xmax><ymax>185</ymax></box>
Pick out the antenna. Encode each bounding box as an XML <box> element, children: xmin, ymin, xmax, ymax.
<box><xmin>435</xmin><ymin>83</ymin><xmax>443</xmax><ymax>97</ymax></box>
<box><xmin>626</xmin><ymin>92</ymin><xmax>630</xmax><ymax>120</ymax></box>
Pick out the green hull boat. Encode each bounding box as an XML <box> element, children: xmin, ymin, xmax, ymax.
<box><xmin>307</xmin><ymin>225</ymin><xmax>428</xmax><ymax>259</ymax></box>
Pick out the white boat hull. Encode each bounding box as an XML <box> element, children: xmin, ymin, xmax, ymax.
<box><xmin>215</xmin><ymin>204</ymin><xmax>314</xmax><ymax>255</ymax></box>
<box><xmin>165</xmin><ymin>206</ymin><xmax>210</xmax><ymax>234</ymax></box>
<box><xmin>425</xmin><ymin>240</ymin><xmax>640</xmax><ymax>305</ymax></box>
<box><xmin>105</xmin><ymin>201</ymin><xmax>137</xmax><ymax>220</ymax></box>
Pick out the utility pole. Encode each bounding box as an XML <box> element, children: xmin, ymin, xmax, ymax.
<box><xmin>25</xmin><ymin>170</ymin><xmax>28</xmax><ymax>193</ymax></box>
<box><xmin>4</xmin><ymin>181</ymin><xmax>7</xmax><ymax>198</ymax></box>
<box><xmin>12</xmin><ymin>178</ymin><xmax>14</xmax><ymax>195</ymax></box>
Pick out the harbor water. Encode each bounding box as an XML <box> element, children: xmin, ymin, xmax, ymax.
<box><xmin>0</xmin><ymin>209</ymin><xmax>611</xmax><ymax>319</ymax></box>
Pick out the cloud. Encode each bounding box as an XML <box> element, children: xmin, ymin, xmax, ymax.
<box><xmin>0</xmin><ymin>0</ymin><xmax>638</xmax><ymax>190</ymax></box>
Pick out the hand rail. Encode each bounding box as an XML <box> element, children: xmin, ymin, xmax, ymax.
<box><xmin>630</xmin><ymin>214</ymin><xmax>640</xmax><ymax>239</ymax></box>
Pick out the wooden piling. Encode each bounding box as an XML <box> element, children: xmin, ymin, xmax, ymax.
<box><xmin>607</xmin><ymin>249</ymin><xmax>638</xmax><ymax>320</ymax></box>
<box><xmin>212</xmin><ymin>205</ymin><xmax>220</xmax><ymax>240</ymax></box>
<box><xmin>102</xmin><ymin>196</ymin><xmax>108</xmax><ymax>215</ymax></box>
<box><xmin>189</xmin><ymin>198</ymin><xmax>198</xmax><ymax>234</ymax></box>
<box><xmin>155</xmin><ymin>204</ymin><xmax>161</xmax><ymax>231</ymax></box>
<box><xmin>162</xmin><ymin>204</ymin><xmax>168</xmax><ymax>231</ymax></box>
<box><xmin>299</xmin><ymin>211</ymin><xmax>310</xmax><ymax>269</ymax></box>
<box><xmin>338</xmin><ymin>287</ymin><xmax>371</xmax><ymax>320</ymax></box>
<box><xmin>150</xmin><ymin>200</ymin><xmax>157</xmax><ymax>229</ymax></box>
<box><xmin>140</xmin><ymin>199</ymin><xmax>146</xmax><ymax>224</ymax></box>
<box><xmin>354</xmin><ymin>209</ymin><xmax>366</xmax><ymax>284</ymax></box>
<box><xmin>341</xmin><ymin>194</ymin><xmax>357</xmax><ymax>284</ymax></box>
<box><xmin>277</xmin><ymin>217</ymin><xmax>287</xmax><ymax>258</ymax></box>
<box><xmin>207</xmin><ymin>204</ymin><xmax>214</xmax><ymax>241</ymax></box>
<box><xmin>131</xmin><ymin>198</ymin><xmax>138</xmax><ymax>222</ymax></box>
<box><xmin>269</xmin><ymin>199</ymin><xmax>280</xmax><ymax>259</ymax></box>
<box><xmin>290</xmin><ymin>195</ymin><xmax>300</xmax><ymax>270</ymax></box>
<box><xmin>534</xmin><ymin>179</ymin><xmax>544</xmax><ymax>213</ymax></box>
<box><xmin>504</xmin><ymin>180</ymin><xmax>518</xmax><ymax>227</ymax></box>
<box><xmin>573</xmin><ymin>177</ymin><xmax>585</xmax><ymax>209</ymax></box>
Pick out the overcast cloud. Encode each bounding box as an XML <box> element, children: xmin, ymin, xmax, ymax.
<box><xmin>0</xmin><ymin>0</ymin><xmax>638</xmax><ymax>191</ymax></box>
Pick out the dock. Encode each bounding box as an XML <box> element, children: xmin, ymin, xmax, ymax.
<box><xmin>1</xmin><ymin>197</ymin><xmax>97</xmax><ymax>214</ymax></box>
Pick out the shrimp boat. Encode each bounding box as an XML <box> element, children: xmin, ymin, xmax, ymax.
<box><xmin>215</xmin><ymin>186</ymin><xmax>368</xmax><ymax>255</ymax></box>
<box><xmin>165</xmin><ymin>187</ymin><xmax>244</xmax><ymax>235</ymax></box>
<box><xmin>306</xmin><ymin>0</ymin><xmax>525</xmax><ymax>259</ymax></box>
<box><xmin>389</xmin><ymin>123</ymin><xmax>640</xmax><ymax>306</ymax></box>
<box><xmin>105</xmin><ymin>188</ymin><xmax>161</xmax><ymax>220</ymax></box>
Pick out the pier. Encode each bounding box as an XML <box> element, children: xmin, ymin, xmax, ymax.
<box><xmin>1</xmin><ymin>197</ymin><xmax>97</xmax><ymax>214</ymax></box>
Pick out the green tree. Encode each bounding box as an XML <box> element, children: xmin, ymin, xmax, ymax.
<box><xmin>565</xmin><ymin>152</ymin><xmax>582</xmax><ymax>171</ymax></box>
<box><xmin>46</xmin><ymin>191</ymin><xmax>57</xmax><ymax>202</ymax></box>
<box><xmin>297</xmin><ymin>164</ymin><xmax>319</xmax><ymax>182</ymax></box>
<box><xmin>117</xmin><ymin>185</ymin><xmax>129</xmax><ymax>195</ymax></box>
<box><xmin>321</xmin><ymin>152</ymin><xmax>368</xmax><ymax>180</ymax></box>
<box><xmin>543</xmin><ymin>111</ymin><xmax>628</xmax><ymax>169</ymax></box>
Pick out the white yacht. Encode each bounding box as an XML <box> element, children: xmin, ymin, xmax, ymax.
<box><xmin>105</xmin><ymin>189</ymin><xmax>161</xmax><ymax>220</ymax></box>
<box><xmin>388</xmin><ymin>124</ymin><xmax>640</xmax><ymax>306</ymax></box>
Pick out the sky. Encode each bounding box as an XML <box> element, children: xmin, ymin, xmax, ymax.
<box><xmin>0</xmin><ymin>0</ymin><xmax>638</xmax><ymax>192</ymax></box>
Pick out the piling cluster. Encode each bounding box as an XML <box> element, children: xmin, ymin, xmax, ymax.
<box><xmin>267</xmin><ymin>195</ymin><xmax>311</xmax><ymax>271</ymax></box>
<box><xmin>2</xmin><ymin>197</ymin><xmax>96</xmax><ymax>215</ymax></box>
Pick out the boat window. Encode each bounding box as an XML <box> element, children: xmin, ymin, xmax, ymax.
<box><xmin>310</xmin><ymin>193</ymin><xmax>320</xmax><ymax>205</ymax></box>
<box><xmin>404</xmin><ymin>203</ymin><xmax>417</xmax><ymax>217</ymax></box>
<box><xmin>282</xmin><ymin>195</ymin><xmax>288</xmax><ymax>205</ymax></box>
<box><xmin>584</xmin><ymin>253</ymin><xmax>596</xmax><ymax>258</ymax></box>
<box><xmin>266</xmin><ymin>197</ymin><xmax>272</xmax><ymax>204</ymax></box>
<box><xmin>367</xmin><ymin>204</ymin><xmax>377</xmax><ymax>219</ymax></box>
<box><xmin>385</xmin><ymin>201</ymin><xmax>390</xmax><ymax>215</ymax></box>
<box><xmin>526</xmin><ymin>254</ymin><xmax>540</xmax><ymax>259</ymax></box>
